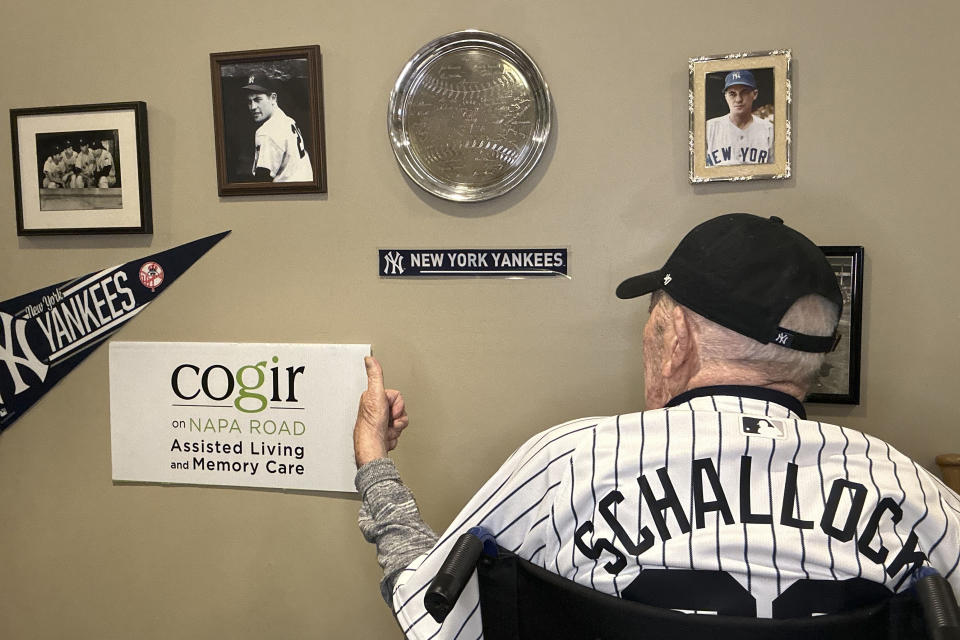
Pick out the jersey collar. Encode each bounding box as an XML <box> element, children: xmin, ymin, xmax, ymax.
<box><xmin>664</xmin><ymin>385</ymin><xmax>806</xmax><ymax>420</ymax></box>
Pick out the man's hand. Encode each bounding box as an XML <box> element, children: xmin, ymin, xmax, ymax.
<box><xmin>353</xmin><ymin>356</ymin><xmax>409</xmax><ymax>468</ymax></box>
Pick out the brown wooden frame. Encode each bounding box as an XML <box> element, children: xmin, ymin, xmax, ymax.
<box><xmin>210</xmin><ymin>45</ymin><xmax>326</xmax><ymax>196</ymax></box>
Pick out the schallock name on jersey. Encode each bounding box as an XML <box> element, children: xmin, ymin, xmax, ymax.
<box><xmin>0</xmin><ymin>231</ymin><xmax>230</xmax><ymax>434</ymax></box>
<box><xmin>576</xmin><ymin>454</ymin><xmax>928</xmax><ymax>589</ymax></box>
<box><xmin>379</xmin><ymin>249</ymin><xmax>567</xmax><ymax>277</ymax></box>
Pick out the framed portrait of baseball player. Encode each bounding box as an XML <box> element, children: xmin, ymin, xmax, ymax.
<box><xmin>210</xmin><ymin>45</ymin><xmax>327</xmax><ymax>196</ymax></box>
<box><xmin>807</xmin><ymin>246</ymin><xmax>865</xmax><ymax>405</ymax></box>
<box><xmin>10</xmin><ymin>101</ymin><xmax>152</xmax><ymax>235</ymax></box>
<box><xmin>689</xmin><ymin>50</ymin><xmax>791</xmax><ymax>183</ymax></box>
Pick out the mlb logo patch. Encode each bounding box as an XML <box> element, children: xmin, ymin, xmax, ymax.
<box><xmin>741</xmin><ymin>417</ymin><xmax>785</xmax><ymax>439</ymax></box>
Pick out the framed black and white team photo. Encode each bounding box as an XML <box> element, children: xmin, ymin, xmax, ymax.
<box><xmin>210</xmin><ymin>45</ymin><xmax>327</xmax><ymax>196</ymax></box>
<box><xmin>10</xmin><ymin>101</ymin><xmax>152</xmax><ymax>235</ymax></box>
<box><xmin>689</xmin><ymin>49</ymin><xmax>791</xmax><ymax>183</ymax></box>
<box><xmin>807</xmin><ymin>246</ymin><xmax>865</xmax><ymax>405</ymax></box>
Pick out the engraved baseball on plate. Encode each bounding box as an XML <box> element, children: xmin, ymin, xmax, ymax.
<box><xmin>388</xmin><ymin>30</ymin><xmax>552</xmax><ymax>202</ymax></box>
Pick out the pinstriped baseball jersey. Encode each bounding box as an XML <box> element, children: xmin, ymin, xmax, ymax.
<box><xmin>390</xmin><ymin>387</ymin><xmax>960</xmax><ymax>638</ymax></box>
<box><xmin>252</xmin><ymin>106</ymin><xmax>313</xmax><ymax>182</ymax></box>
<box><xmin>60</xmin><ymin>148</ymin><xmax>77</xmax><ymax>168</ymax></box>
<box><xmin>96</xmin><ymin>148</ymin><xmax>113</xmax><ymax>172</ymax></box>
<box><xmin>705</xmin><ymin>115</ymin><xmax>774</xmax><ymax>166</ymax></box>
<box><xmin>42</xmin><ymin>157</ymin><xmax>66</xmax><ymax>185</ymax></box>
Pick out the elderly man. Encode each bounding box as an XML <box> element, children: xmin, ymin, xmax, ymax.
<box><xmin>355</xmin><ymin>214</ymin><xmax>960</xmax><ymax>637</ymax></box>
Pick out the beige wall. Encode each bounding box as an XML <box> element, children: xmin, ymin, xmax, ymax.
<box><xmin>1</xmin><ymin>1</ymin><xmax>958</xmax><ymax>637</ymax></box>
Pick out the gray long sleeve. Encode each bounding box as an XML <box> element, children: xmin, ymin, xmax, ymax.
<box><xmin>356</xmin><ymin>458</ymin><xmax>439</xmax><ymax>606</ymax></box>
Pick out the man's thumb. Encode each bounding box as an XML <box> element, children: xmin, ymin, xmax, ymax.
<box><xmin>364</xmin><ymin>356</ymin><xmax>384</xmax><ymax>391</ymax></box>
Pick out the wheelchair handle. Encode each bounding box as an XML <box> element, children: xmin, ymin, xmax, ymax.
<box><xmin>916</xmin><ymin>572</ymin><xmax>960</xmax><ymax>640</ymax></box>
<box><xmin>424</xmin><ymin>528</ymin><xmax>496</xmax><ymax>623</ymax></box>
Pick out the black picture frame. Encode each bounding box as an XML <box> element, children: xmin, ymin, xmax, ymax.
<box><xmin>10</xmin><ymin>101</ymin><xmax>152</xmax><ymax>235</ymax></box>
<box><xmin>807</xmin><ymin>246</ymin><xmax>865</xmax><ymax>405</ymax></box>
<box><xmin>210</xmin><ymin>45</ymin><xmax>327</xmax><ymax>196</ymax></box>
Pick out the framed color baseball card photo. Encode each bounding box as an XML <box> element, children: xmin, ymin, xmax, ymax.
<box><xmin>210</xmin><ymin>45</ymin><xmax>327</xmax><ymax>196</ymax></box>
<box><xmin>807</xmin><ymin>246</ymin><xmax>865</xmax><ymax>405</ymax></box>
<box><xmin>689</xmin><ymin>50</ymin><xmax>791</xmax><ymax>183</ymax></box>
<box><xmin>10</xmin><ymin>102</ymin><xmax>152</xmax><ymax>235</ymax></box>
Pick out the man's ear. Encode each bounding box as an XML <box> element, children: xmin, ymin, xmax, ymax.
<box><xmin>662</xmin><ymin>305</ymin><xmax>695</xmax><ymax>377</ymax></box>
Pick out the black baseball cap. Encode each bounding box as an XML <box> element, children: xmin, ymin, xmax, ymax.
<box><xmin>616</xmin><ymin>213</ymin><xmax>842</xmax><ymax>353</ymax></box>
<box><xmin>242</xmin><ymin>73</ymin><xmax>274</xmax><ymax>93</ymax></box>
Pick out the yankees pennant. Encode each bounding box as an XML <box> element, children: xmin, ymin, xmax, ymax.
<box><xmin>0</xmin><ymin>230</ymin><xmax>230</xmax><ymax>434</ymax></box>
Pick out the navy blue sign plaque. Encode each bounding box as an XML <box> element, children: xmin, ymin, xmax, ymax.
<box><xmin>379</xmin><ymin>249</ymin><xmax>567</xmax><ymax>277</ymax></box>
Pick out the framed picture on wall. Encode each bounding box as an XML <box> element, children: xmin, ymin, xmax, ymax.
<box><xmin>807</xmin><ymin>246</ymin><xmax>864</xmax><ymax>405</ymax></box>
<box><xmin>10</xmin><ymin>101</ymin><xmax>152</xmax><ymax>235</ymax></box>
<box><xmin>210</xmin><ymin>45</ymin><xmax>327</xmax><ymax>196</ymax></box>
<box><xmin>689</xmin><ymin>49</ymin><xmax>791</xmax><ymax>183</ymax></box>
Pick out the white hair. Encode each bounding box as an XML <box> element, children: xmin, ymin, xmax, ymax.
<box><xmin>652</xmin><ymin>291</ymin><xmax>840</xmax><ymax>392</ymax></box>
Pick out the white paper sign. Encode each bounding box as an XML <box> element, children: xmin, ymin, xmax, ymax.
<box><xmin>110</xmin><ymin>342</ymin><xmax>369</xmax><ymax>492</ymax></box>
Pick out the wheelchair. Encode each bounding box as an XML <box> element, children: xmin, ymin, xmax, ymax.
<box><xmin>425</xmin><ymin>527</ymin><xmax>960</xmax><ymax>640</ymax></box>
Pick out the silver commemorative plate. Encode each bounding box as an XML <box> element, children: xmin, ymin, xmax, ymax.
<box><xmin>388</xmin><ymin>30</ymin><xmax>552</xmax><ymax>202</ymax></box>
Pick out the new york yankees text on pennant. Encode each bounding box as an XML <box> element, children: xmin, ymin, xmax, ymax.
<box><xmin>0</xmin><ymin>231</ymin><xmax>230</xmax><ymax>434</ymax></box>
<box><xmin>379</xmin><ymin>248</ymin><xmax>567</xmax><ymax>277</ymax></box>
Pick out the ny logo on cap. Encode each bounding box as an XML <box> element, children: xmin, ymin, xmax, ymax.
<box><xmin>775</xmin><ymin>332</ymin><xmax>792</xmax><ymax>346</ymax></box>
<box><xmin>730</xmin><ymin>72</ymin><xmax>741</xmax><ymax>80</ymax></box>
<box><xmin>249</xmin><ymin>75</ymin><xmax>256</xmax><ymax>85</ymax></box>
<box><xmin>663</xmin><ymin>274</ymin><xmax>672</xmax><ymax>285</ymax></box>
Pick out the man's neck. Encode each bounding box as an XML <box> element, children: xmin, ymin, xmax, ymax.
<box><xmin>728</xmin><ymin>112</ymin><xmax>754</xmax><ymax>129</ymax></box>
<box><xmin>686</xmin><ymin>366</ymin><xmax>806</xmax><ymax>403</ymax></box>
<box><xmin>665</xmin><ymin>385</ymin><xmax>807</xmax><ymax>418</ymax></box>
